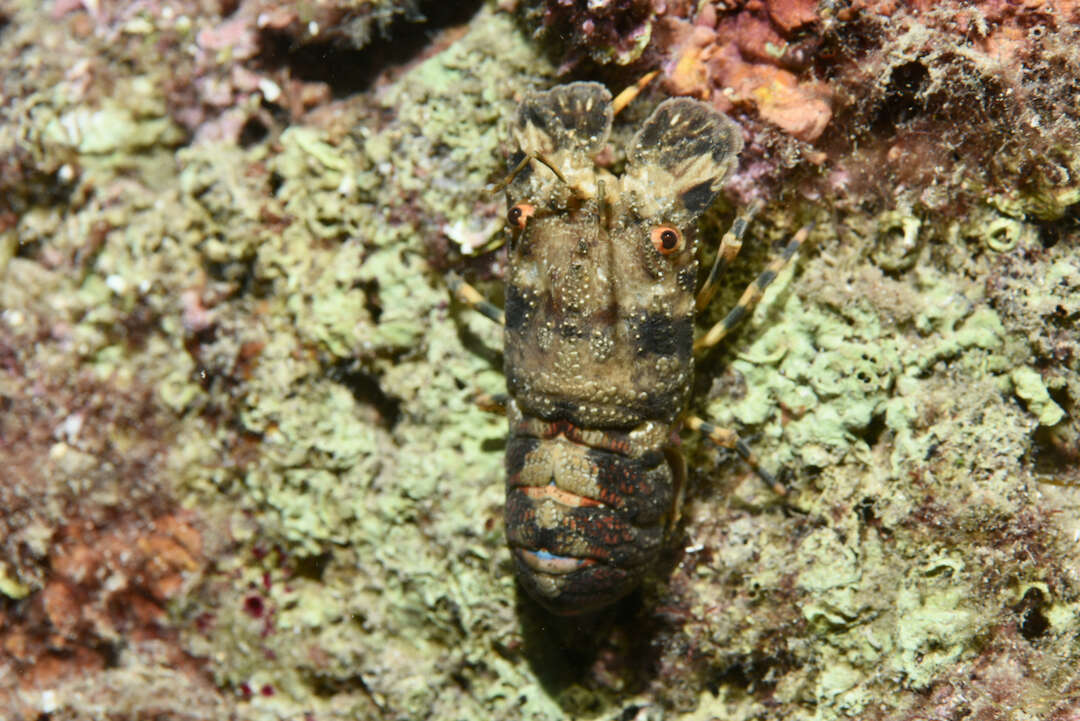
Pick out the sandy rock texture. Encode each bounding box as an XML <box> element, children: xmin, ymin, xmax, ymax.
<box><xmin>1</xmin><ymin>1</ymin><xmax>1078</xmax><ymax>719</ymax></box>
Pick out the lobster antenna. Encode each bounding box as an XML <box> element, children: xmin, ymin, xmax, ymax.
<box><xmin>489</xmin><ymin>153</ymin><xmax>568</xmax><ymax>194</ymax></box>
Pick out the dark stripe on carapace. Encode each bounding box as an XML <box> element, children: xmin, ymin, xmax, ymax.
<box><xmin>637</xmin><ymin>388</ymin><xmax>687</xmax><ymax>424</ymax></box>
<box><xmin>633</xmin><ymin>312</ymin><xmax>693</xmax><ymax>358</ymax></box>
<box><xmin>504</xmin><ymin>284</ymin><xmax>534</xmax><ymax>331</ymax></box>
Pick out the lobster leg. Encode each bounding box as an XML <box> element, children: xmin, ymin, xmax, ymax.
<box><xmin>447</xmin><ymin>273</ymin><xmax>508</xmax><ymax>413</ymax></box>
<box><xmin>694</xmin><ymin>223</ymin><xmax>811</xmax><ymax>354</ymax></box>
<box><xmin>684</xmin><ymin>415</ymin><xmax>787</xmax><ymax>497</ymax></box>
<box><xmin>447</xmin><ymin>272</ymin><xmax>504</xmax><ymax>326</ymax></box>
<box><xmin>695</xmin><ymin>199</ymin><xmax>763</xmax><ymax>311</ymax></box>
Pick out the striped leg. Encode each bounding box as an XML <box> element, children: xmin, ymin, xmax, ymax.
<box><xmin>696</xmin><ymin>199</ymin><xmax>764</xmax><ymax>311</ymax></box>
<box><xmin>693</xmin><ymin>224</ymin><xmax>811</xmax><ymax>354</ymax></box>
<box><xmin>447</xmin><ymin>274</ymin><xmax>508</xmax><ymax>415</ymax></box>
<box><xmin>684</xmin><ymin>416</ymin><xmax>786</xmax><ymax>496</ymax></box>
<box><xmin>447</xmin><ymin>272</ymin><xmax>504</xmax><ymax>326</ymax></box>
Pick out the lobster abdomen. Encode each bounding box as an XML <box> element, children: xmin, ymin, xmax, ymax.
<box><xmin>504</xmin><ymin>412</ymin><xmax>678</xmax><ymax>614</ymax></box>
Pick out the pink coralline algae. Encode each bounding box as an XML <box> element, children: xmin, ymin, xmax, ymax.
<box><xmin>655</xmin><ymin>2</ymin><xmax>832</xmax><ymax>142</ymax></box>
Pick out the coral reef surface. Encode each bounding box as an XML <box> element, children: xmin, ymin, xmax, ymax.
<box><xmin>1</xmin><ymin>0</ymin><xmax>1078</xmax><ymax>719</ymax></box>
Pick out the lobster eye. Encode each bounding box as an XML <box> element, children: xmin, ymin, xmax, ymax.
<box><xmin>508</xmin><ymin>203</ymin><xmax>535</xmax><ymax>230</ymax></box>
<box><xmin>651</xmin><ymin>225</ymin><xmax>684</xmax><ymax>255</ymax></box>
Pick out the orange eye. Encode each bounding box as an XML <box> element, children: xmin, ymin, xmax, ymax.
<box><xmin>507</xmin><ymin>203</ymin><xmax>535</xmax><ymax>230</ymax></box>
<box><xmin>651</xmin><ymin>225</ymin><xmax>684</xmax><ymax>255</ymax></box>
